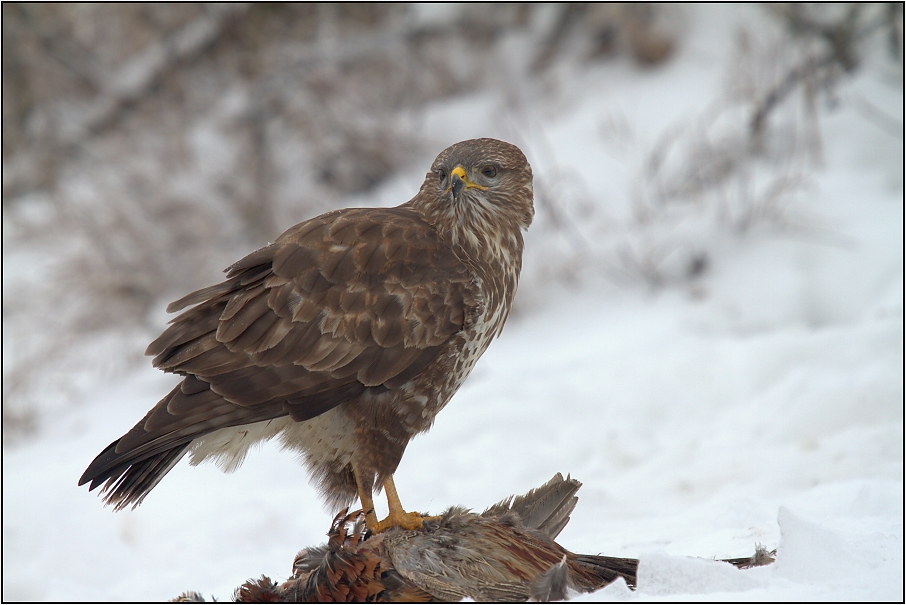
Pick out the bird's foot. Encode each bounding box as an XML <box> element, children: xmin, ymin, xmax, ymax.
<box><xmin>372</xmin><ymin>511</ymin><xmax>440</xmax><ymax>533</ymax></box>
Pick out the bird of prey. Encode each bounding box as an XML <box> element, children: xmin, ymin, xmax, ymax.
<box><xmin>79</xmin><ymin>138</ymin><xmax>534</xmax><ymax>532</ymax></box>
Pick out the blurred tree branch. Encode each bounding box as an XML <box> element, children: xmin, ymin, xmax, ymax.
<box><xmin>752</xmin><ymin>3</ymin><xmax>901</xmax><ymax>138</ymax></box>
<box><xmin>62</xmin><ymin>4</ymin><xmax>250</xmax><ymax>144</ymax></box>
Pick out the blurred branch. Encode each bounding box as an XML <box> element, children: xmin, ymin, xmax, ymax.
<box><xmin>532</xmin><ymin>4</ymin><xmax>589</xmax><ymax>71</ymax></box>
<box><xmin>2</xmin><ymin>4</ymin><xmax>250</xmax><ymax>200</ymax></box>
<box><xmin>59</xmin><ymin>4</ymin><xmax>249</xmax><ymax>145</ymax></box>
<box><xmin>531</xmin><ymin>4</ymin><xmax>677</xmax><ymax>71</ymax></box>
<box><xmin>13</xmin><ymin>4</ymin><xmax>104</xmax><ymax>93</ymax></box>
<box><xmin>752</xmin><ymin>3</ymin><xmax>893</xmax><ymax>137</ymax></box>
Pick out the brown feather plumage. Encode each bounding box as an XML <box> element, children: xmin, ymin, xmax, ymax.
<box><xmin>80</xmin><ymin>138</ymin><xmax>533</xmax><ymax>514</ymax></box>
<box><xmin>261</xmin><ymin>475</ymin><xmax>635</xmax><ymax>602</ymax></box>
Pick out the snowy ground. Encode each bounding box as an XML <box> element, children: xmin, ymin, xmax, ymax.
<box><xmin>3</xmin><ymin>5</ymin><xmax>903</xmax><ymax>602</ymax></box>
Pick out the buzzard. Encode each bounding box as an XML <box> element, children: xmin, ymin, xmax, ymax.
<box><xmin>79</xmin><ymin>138</ymin><xmax>534</xmax><ymax>532</ymax></box>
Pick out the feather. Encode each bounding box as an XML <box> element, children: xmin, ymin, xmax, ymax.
<box><xmin>166</xmin><ymin>280</ymin><xmax>237</xmax><ymax>313</ymax></box>
<box><xmin>218</xmin><ymin>292</ymin><xmax>270</xmax><ymax>342</ymax></box>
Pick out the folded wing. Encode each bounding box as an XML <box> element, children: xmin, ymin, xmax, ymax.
<box><xmin>79</xmin><ymin>207</ymin><xmax>479</xmax><ymax>508</ymax></box>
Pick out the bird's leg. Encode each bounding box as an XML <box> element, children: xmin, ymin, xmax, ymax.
<box><xmin>353</xmin><ymin>470</ymin><xmax>381</xmax><ymax>531</ymax></box>
<box><xmin>382</xmin><ymin>475</ymin><xmax>412</xmax><ymax>524</ymax></box>
<box><xmin>370</xmin><ymin>475</ymin><xmax>440</xmax><ymax>533</ymax></box>
<box><xmin>353</xmin><ymin>467</ymin><xmax>437</xmax><ymax>533</ymax></box>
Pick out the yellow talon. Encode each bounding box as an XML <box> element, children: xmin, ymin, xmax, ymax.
<box><xmin>355</xmin><ymin>471</ymin><xmax>439</xmax><ymax>533</ymax></box>
<box><xmin>371</xmin><ymin>510</ymin><xmax>439</xmax><ymax>533</ymax></box>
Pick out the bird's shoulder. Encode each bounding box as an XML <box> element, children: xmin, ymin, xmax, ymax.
<box><xmin>148</xmin><ymin>205</ymin><xmax>483</xmax><ymax>387</ymax></box>
<box><xmin>244</xmin><ymin>205</ymin><xmax>482</xmax><ymax>344</ymax></box>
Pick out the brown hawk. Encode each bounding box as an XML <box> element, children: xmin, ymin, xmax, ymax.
<box><xmin>79</xmin><ymin>138</ymin><xmax>534</xmax><ymax>532</ymax></box>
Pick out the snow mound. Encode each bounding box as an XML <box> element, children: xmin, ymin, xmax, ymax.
<box><xmin>638</xmin><ymin>553</ymin><xmax>764</xmax><ymax>595</ymax></box>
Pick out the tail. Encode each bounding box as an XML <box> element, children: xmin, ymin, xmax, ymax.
<box><xmin>78</xmin><ymin>374</ymin><xmax>284</xmax><ymax>511</ymax></box>
<box><xmin>530</xmin><ymin>553</ymin><xmax>639</xmax><ymax>599</ymax></box>
<box><xmin>568</xmin><ymin>553</ymin><xmax>639</xmax><ymax>590</ymax></box>
<box><xmin>79</xmin><ymin>440</ymin><xmax>189</xmax><ymax>511</ymax></box>
<box><xmin>482</xmin><ymin>472</ymin><xmax>581</xmax><ymax>539</ymax></box>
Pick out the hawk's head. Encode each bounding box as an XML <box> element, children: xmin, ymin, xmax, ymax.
<box><xmin>414</xmin><ymin>139</ymin><xmax>534</xmax><ymax>244</ymax></box>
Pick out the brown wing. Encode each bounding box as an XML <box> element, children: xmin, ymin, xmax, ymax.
<box><xmin>79</xmin><ymin>206</ymin><xmax>480</xmax><ymax>507</ymax></box>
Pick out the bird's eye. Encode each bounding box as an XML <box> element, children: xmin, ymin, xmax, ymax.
<box><xmin>437</xmin><ymin>168</ymin><xmax>447</xmax><ymax>182</ymax></box>
<box><xmin>481</xmin><ymin>165</ymin><xmax>498</xmax><ymax>178</ymax></box>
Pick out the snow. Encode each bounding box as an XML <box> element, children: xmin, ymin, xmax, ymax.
<box><xmin>3</xmin><ymin>5</ymin><xmax>902</xmax><ymax>602</ymax></box>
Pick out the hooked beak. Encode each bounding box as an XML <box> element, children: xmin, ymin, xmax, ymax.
<box><xmin>451</xmin><ymin>168</ymin><xmax>465</xmax><ymax>197</ymax></box>
<box><xmin>447</xmin><ymin>165</ymin><xmax>487</xmax><ymax>198</ymax></box>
